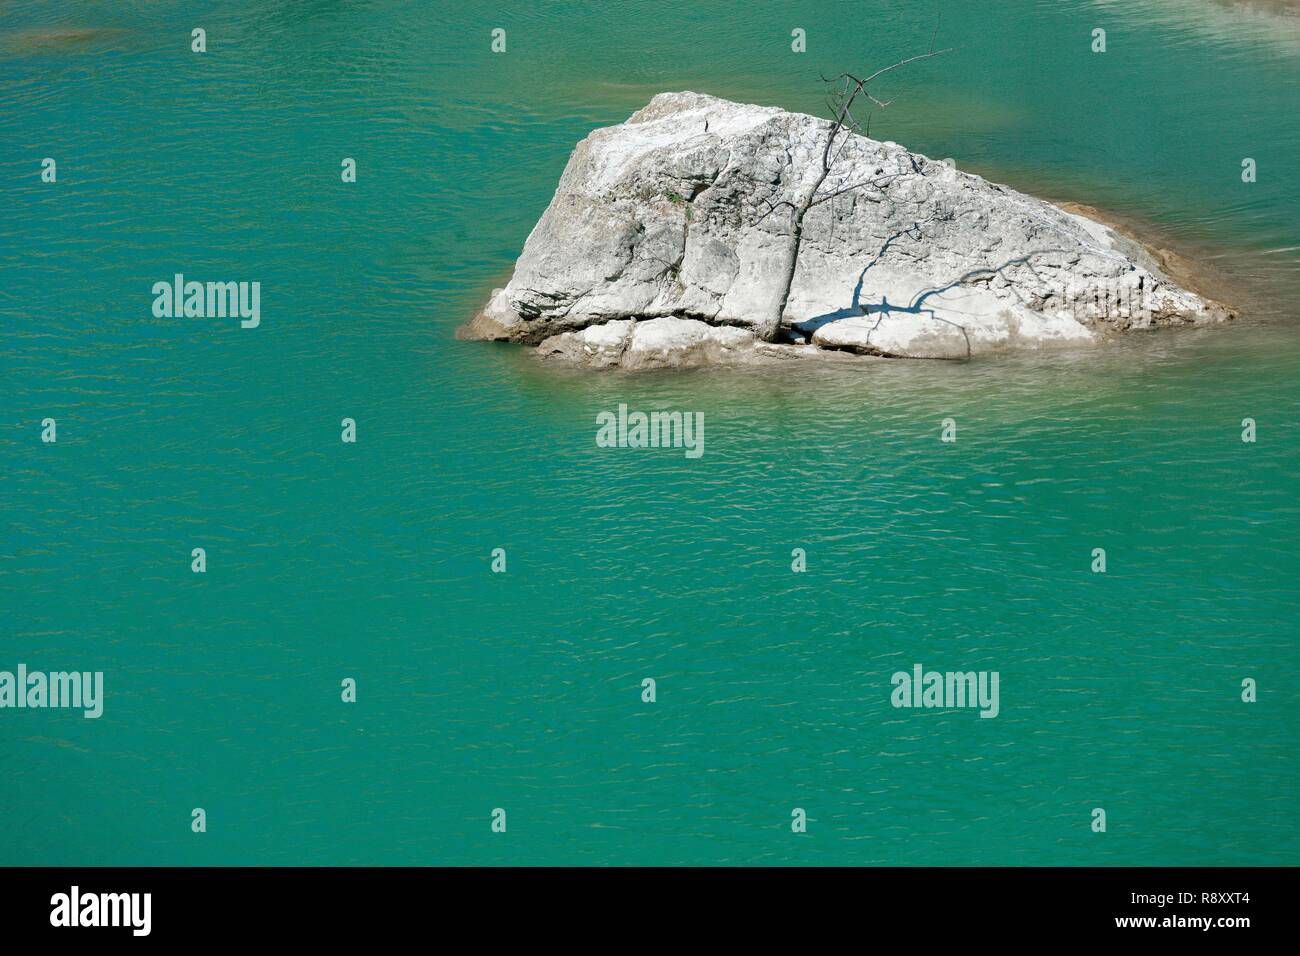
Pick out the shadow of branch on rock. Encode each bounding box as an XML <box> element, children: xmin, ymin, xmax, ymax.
<box><xmin>794</xmin><ymin>234</ymin><xmax>1075</xmax><ymax>360</ymax></box>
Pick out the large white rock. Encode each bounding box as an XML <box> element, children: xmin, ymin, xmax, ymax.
<box><xmin>464</xmin><ymin>92</ymin><xmax>1231</xmax><ymax>364</ymax></box>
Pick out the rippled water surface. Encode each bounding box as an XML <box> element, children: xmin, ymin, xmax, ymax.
<box><xmin>1</xmin><ymin>0</ymin><xmax>1297</xmax><ymax>865</ymax></box>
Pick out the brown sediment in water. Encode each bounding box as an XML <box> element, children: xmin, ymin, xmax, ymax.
<box><xmin>0</xmin><ymin>27</ymin><xmax>129</xmax><ymax>54</ymax></box>
<box><xmin>1207</xmin><ymin>0</ymin><xmax>1300</xmax><ymax>16</ymax></box>
<box><xmin>1054</xmin><ymin>199</ymin><xmax>1243</xmax><ymax>318</ymax></box>
<box><xmin>454</xmin><ymin>267</ymin><xmax>517</xmax><ymax>341</ymax></box>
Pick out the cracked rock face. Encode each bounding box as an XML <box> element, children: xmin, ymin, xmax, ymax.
<box><xmin>463</xmin><ymin>91</ymin><xmax>1231</xmax><ymax>367</ymax></box>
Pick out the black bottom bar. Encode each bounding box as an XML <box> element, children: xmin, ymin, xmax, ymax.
<box><xmin>0</xmin><ymin>866</ymin><xmax>1282</xmax><ymax>941</ymax></box>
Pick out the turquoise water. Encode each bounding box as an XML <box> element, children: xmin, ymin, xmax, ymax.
<box><xmin>2</xmin><ymin>0</ymin><xmax>1297</xmax><ymax>865</ymax></box>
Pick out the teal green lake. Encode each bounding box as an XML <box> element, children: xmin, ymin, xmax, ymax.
<box><xmin>1</xmin><ymin>0</ymin><xmax>1297</xmax><ymax>865</ymax></box>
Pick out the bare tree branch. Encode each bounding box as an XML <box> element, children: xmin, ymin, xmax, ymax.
<box><xmin>755</xmin><ymin>198</ymin><xmax>797</xmax><ymax>225</ymax></box>
<box><xmin>808</xmin><ymin>173</ymin><xmax>903</xmax><ymax>208</ymax></box>
<box><xmin>755</xmin><ymin>21</ymin><xmax>953</xmax><ymax>342</ymax></box>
